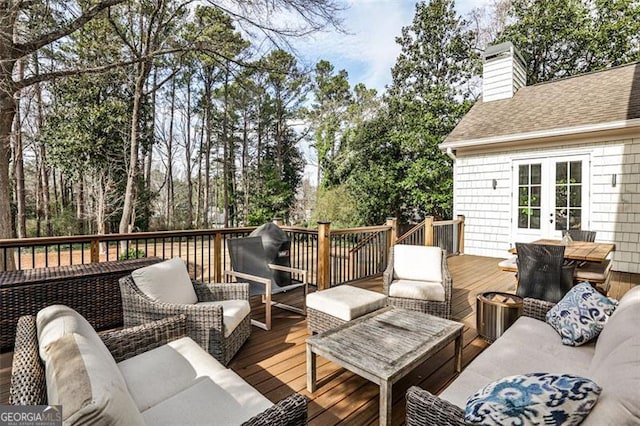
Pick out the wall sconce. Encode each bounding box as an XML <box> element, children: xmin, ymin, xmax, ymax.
<box><xmin>612</xmin><ymin>174</ymin><xmax>617</xmax><ymax>187</ymax></box>
<box><xmin>492</xmin><ymin>179</ymin><xmax>497</xmax><ymax>190</ymax></box>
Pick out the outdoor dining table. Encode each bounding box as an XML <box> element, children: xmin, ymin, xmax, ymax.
<box><xmin>509</xmin><ymin>239</ymin><xmax>615</xmax><ymax>263</ymax></box>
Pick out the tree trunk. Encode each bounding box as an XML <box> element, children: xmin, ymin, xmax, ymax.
<box><xmin>0</xmin><ymin>73</ymin><xmax>17</xmax><ymax>271</ymax></box>
<box><xmin>33</xmin><ymin>56</ymin><xmax>52</xmax><ymax>236</ymax></box>
<box><xmin>119</xmin><ymin>61</ymin><xmax>150</xmax><ymax>236</ymax></box>
<box><xmin>184</xmin><ymin>74</ymin><xmax>194</xmax><ymax>229</ymax></box>
<box><xmin>13</xmin><ymin>60</ymin><xmax>26</xmax><ymax>238</ymax></box>
<box><xmin>203</xmin><ymin>83</ymin><xmax>212</xmax><ymax>228</ymax></box>
<box><xmin>166</xmin><ymin>74</ymin><xmax>175</xmax><ymax>229</ymax></box>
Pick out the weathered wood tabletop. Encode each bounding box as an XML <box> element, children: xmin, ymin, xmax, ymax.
<box><xmin>509</xmin><ymin>239</ymin><xmax>615</xmax><ymax>262</ymax></box>
<box><xmin>306</xmin><ymin>307</ymin><xmax>463</xmax><ymax>426</ymax></box>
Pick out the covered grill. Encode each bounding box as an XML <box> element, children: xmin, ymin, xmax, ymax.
<box><xmin>249</xmin><ymin>222</ymin><xmax>292</xmax><ymax>287</ymax></box>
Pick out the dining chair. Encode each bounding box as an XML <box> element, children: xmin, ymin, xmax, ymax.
<box><xmin>515</xmin><ymin>243</ymin><xmax>575</xmax><ymax>303</ymax></box>
<box><xmin>564</xmin><ymin>229</ymin><xmax>597</xmax><ymax>242</ymax></box>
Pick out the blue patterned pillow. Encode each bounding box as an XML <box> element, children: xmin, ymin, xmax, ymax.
<box><xmin>465</xmin><ymin>373</ymin><xmax>601</xmax><ymax>425</ymax></box>
<box><xmin>545</xmin><ymin>282</ymin><xmax>617</xmax><ymax>346</ymax></box>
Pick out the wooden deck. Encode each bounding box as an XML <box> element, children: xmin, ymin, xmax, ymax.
<box><xmin>1</xmin><ymin>254</ymin><xmax>637</xmax><ymax>425</ymax></box>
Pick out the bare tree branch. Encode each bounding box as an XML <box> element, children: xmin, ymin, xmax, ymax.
<box><xmin>13</xmin><ymin>0</ymin><xmax>127</xmax><ymax>58</ymax></box>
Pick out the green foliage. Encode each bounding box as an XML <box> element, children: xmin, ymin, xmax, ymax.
<box><xmin>311</xmin><ymin>185</ymin><xmax>359</xmax><ymax>228</ymax></box>
<box><xmin>497</xmin><ymin>0</ymin><xmax>640</xmax><ymax>84</ymax></box>
<box><xmin>320</xmin><ymin>0</ymin><xmax>476</xmax><ymax>224</ymax></box>
<box><xmin>118</xmin><ymin>248</ymin><xmax>146</xmax><ymax>260</ymax></box>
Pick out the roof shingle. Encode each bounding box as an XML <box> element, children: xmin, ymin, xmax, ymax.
<box><xmin>444</xmin><ymin>62</ymin><xmax>640</xmax><ymax>144</ymax></box>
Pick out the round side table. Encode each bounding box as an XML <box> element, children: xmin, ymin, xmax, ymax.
<box><xmin>476</xmin><ymin>292</ymin><xmax>523</xmax><ymax>343</ymax></box>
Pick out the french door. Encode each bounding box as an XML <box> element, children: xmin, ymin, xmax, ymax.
<box><xmin>512</xmin><ymin>155</ymin><xmax>590</xmax><ymax>244</ymax></box>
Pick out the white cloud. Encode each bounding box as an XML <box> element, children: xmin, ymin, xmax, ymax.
<box><xmin>293</xmin><ymin>0</ymin><xmax>413</xmax><ymax>92</ymax></box>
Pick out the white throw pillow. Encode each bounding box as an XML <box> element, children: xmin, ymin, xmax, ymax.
<box><xmin>131</xmin><ymin>257</ymin><xmax>198</xmax><ymax>304</ymax></box>
<box><xmin>393</xmin><ymin>245</ymin><xmax>443</xmax><ymax>283</ymax></box>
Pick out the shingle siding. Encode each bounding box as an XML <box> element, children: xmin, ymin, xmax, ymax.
<box><xmin>454</xmin><ymin>137</ymin><xmax>640</xmax><ymax>273</ymax></box>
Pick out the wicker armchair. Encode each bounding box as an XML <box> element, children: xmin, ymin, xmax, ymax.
<box><xmin>119</xmin><ymin>275</ymin><xmax>251</xmax><ymax>366</ymax></box>
<box><xmin>9</xmin><ymin>315</ymin><xmax>307</xmax><ymax>426</ymax></box>
<box><xmin>405</xmin><ymin>297</ymin><xmax>556</xmax><ymax>425</ymax></box>
<box><xmin>383</xmin><ymin>246</ymin><xmax>452</xmax><ymax>319</ymax></box>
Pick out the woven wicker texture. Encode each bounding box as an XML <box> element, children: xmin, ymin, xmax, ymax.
<box><xmin>0</xmin><ymin>258</ymin><xmax>161</xmax><ymax>351</ymax></box>
<box><xmin>516</xmin><ymin>243</ymin><xmax>575</xmax><ymax>303</ymax></box>
<box><xmin>522</xmin><ymin>297</ymin><xmax>556</xmax><ymax>321</ymax></box>
<box><xmin>241</xmin><ymin>393</ymin><xmax>307</xmax><ymax>426</ymax></box>
<box><xmin>8</xmin><ymin>316</ymin><xmax>46</xmax><ymax>405</ymax></box>
<box><xmin>405</xmin><ymin>386</ymin><xmax>465</xmax><ymax>426</ymax></box>
<box><xmin>307</xmin><ymin>307</ymin><xmax>347</xmax><ymax>334</ymax></box>
<box><xmin>383</xmin><ymin>248</ymin><xmax>452</xmax><ymax>319</ymax></box>
<box><xmin>564</xmin><ymin>229</ymin><xmax>597</xmax><ymax>242</ymax></box>
<box><xmin>119</xmin><ymin>276</ymin><xmax>251</xmax><ymax>365</ymax></box>
<box><xmin>9</xmin><ymin>314</ymin><xmax>188</xmax><ymax>406</ymax></box>
<box><xmin>10</xmin><ymin>314</ymin><xmax>307</xmax><ymax>425</ymax></box>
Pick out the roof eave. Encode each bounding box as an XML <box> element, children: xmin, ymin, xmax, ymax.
<box><xmin>440</xmin><ymin>117</ymin><xmax>640</xmax><ymax>152</ymax></box>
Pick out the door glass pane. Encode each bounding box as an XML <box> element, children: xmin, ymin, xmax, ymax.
<box><xmin>517</xmin><ymin>163</ymin><xmax>543</xmax><ymax>230</ymax></box>
<box><xmin>519</xmin><ymin>210</ymin><xmax>528</xmax><ymax>228</ymax></box>
<box><xmin>531</xmin><ymin>164</ymin><xmax>541</xmax><ymax>185</ymax></box>
<box><xmin>556</xmin><ymin>162</ymin><xmax>567</xmax><ymax>183</ymax></box>
<box><xmin>519</xmin><ymin>165</ymin><xmax>528</xmax><ymax>185</ymax></box>
<box><xmin>555</xmin><ymin>209</ymin><xmax>567</xmax><ymax>231</ymax></box>
<box><xmin>570</xmin><ymin>161</ymin><xmax>582</xmax><ymax>183</ymax></box>
<box><xmin>530</xmin><ymin>209</ymin><xmax>541</xmax><ymax>229</ymax></box>
<box><xmin>569</xmin><ymin>209</ymin><xmax>581</xmax><ymax>229</ymax></box>
<box><xmin>531</xmin><ymin>186</ymin><xmax>541</xmax><ymax>207</ymax></box>
<box><xmin>570</xmin><ymin>185</ymin><xmax>582</xmax><ymax>207</ymax></box>
<box><xmin>556</xmin><ymin>186</ymin><xmax>567</xmax><ymax>207</ymax></box>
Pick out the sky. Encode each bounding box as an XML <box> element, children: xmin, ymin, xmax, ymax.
<box><xmin>292</xmin><ymin>0</ymin><xmax>490</xmax><ymax>93</ymax></box>
<box><xmin>291</xmin><ymin>0</ymin><xmax>490</xmax><ymax>182</ymax></box>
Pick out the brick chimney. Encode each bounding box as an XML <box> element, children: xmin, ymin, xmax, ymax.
<box><xmin>482</xmin><ymin>42</ymin><xmax>526</xmax><ymax>102</ymax></box>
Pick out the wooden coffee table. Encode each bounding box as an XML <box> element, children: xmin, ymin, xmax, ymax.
<box><xmin>306</xmin><ymin>307</ymin><xmax>463</xmax><ymax>425</ymax></box>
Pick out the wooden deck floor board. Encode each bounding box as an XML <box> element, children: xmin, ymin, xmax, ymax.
<box><xmin>1</xmin><ymin>254</ymin><xmax>636</xmax><ymax>425</ymax></box>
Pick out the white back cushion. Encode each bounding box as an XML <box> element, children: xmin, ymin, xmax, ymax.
<box><xmin>393</xmin><ymin>245</ymin><xmax>443</xmax><ymax>282</ymax></box>
<box><xmin>37</xmin><ymin>304</ymin><xmax>112</xmax><ymax>362</ymax></box>
<box><xmin>36</xmin><ymin>305</ymin><xmax>144</xmax><ymax>425</ymax></box>
<box><xmin>132</xmin><ymin>257</ymin><xmax>198</xmax><ymax>304</ymax></box>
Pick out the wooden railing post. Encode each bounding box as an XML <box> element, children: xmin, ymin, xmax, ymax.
<box><xmin>457</xmin><ymin>214</ymin><xmax>465</xmax><ymax>254</ymax></box>
<box><xmin>317</xmin><ymin>222</ymin><xmax>331</xmax><ymax>290</ymax></box>
<box><xmin>424</xmin><ymin>216</ymin><xmax>434</xmax><ymax>246</ymax></box>
<box><xmin>386</xmin><ymin>217</ymin><xmax>397</xmax><ymax>252</ymax></box>
<box><xmin>213</xmin><ymin>232</ymin><xmax>223</xmax><ymax>282</ymax></box>
<box><xmin>90</xmin><ymin>238</ymin><xmax>100</xmax><ymax>263</ymax></box>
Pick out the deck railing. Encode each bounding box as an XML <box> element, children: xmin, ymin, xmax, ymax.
<box><xmin>395</xmin><ymin>215</ymin><xmax>465</xmax><ymax>255</ymax></box>
<box><xmin>0</xmin><ymin>216</ymin><xmax>464</xmax><ymax>288</ymax></box>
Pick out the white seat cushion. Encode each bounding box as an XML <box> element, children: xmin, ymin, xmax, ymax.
<box><xmin>393</xmin><ymin>245</ymin><xmax>442</xmax><ymax>282</ymax></box>
<box><xmin>37</xmin><ymin>305</ymin><xmax>144</xmax><ymax>425</ymax></box>
<box><xmin>440</xmin><ymin>316</ymin><xmax>595</xmax><ymax>409</ymax></box>
<box><xmin>198</xmin><ymin>300</ymin><xmax>251</xmax><ymax>337</ymax></box>
<box><xmin>389</xmin><ymin>279</ymin><xmax>445</xmax><ymax>302</ymax></box>
<box><xmin>141</xmin><ymin>373</ymin><xmax>272</xmax><ymax>425</ymax></box>
<box><xmin>131</xmin><ymin>257</ymin><xmax>198</xmax><ymax>304</ymax></box>
<box><xmin>306</xmin><ymin>285</ymin><xmax>387</xmax><ymax>321</ymax></box>
<box><xmin>118</xmin><ymin>337</ymin><xmax>228</xmax><ymax>411</ymax></box>
<box><xmin>118</xmin><ymin>336</ymin><xmax>272</xmax><ymax>424</ymax></box>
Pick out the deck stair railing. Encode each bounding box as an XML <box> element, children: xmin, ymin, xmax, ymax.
<box><xmin>395</xmin><ymin>215</ymin><xmax>465</xmax><ymax>255</ymax></box>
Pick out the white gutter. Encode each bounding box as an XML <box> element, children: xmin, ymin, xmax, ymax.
<box><xmin>440</xmin><ymin>117</ymin><xmax>640</xmax><ymax>151</ymax></box>
<box><xmin>446</xmin><ymin>147</ymin><xmax>457</xmax><ymax>161</ymax></box>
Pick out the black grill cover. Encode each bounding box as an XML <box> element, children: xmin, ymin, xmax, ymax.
<box><xmin>250</xmin><ymin>222</ymin><xmax>292</xmax><ymax>286</ymax></box>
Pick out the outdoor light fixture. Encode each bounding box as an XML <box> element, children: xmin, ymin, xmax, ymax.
<box><xmin>612</xmin><ymin>174</ymin><xmax>617</xmax><ymax>187</ymax></box>
<box><xmin>492</xmin><ymin>179</ymin><xmax>497</xmax><ymax>190</ymax></box>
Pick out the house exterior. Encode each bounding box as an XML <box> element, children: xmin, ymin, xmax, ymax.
<box><xmin>440</xmin><ymin>42</ymin><xmax>640</xmax><ymax>274</ymax></box>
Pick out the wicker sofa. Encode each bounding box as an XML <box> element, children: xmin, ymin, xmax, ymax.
<box><xmin>406</xmin><ymin>285</ymin><xmax>640</xmax><ymax>425</ymax></box>
<box><xmin>9</xmin><ymin>306</ymin><xmax>306</xmax><ymax>425</ymax></box>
